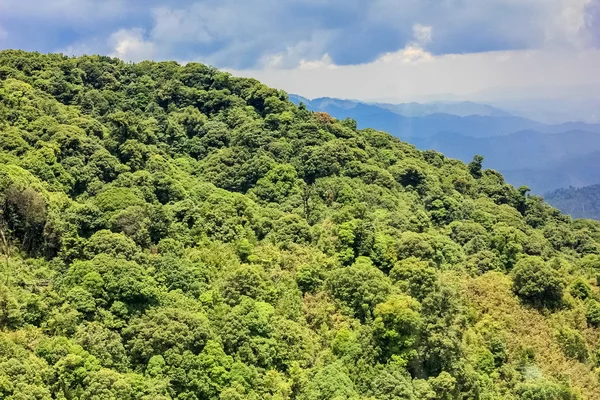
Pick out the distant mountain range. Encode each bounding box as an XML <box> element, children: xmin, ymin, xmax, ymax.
<box><xmin>292</xmin><ymin>95</ymin><xmax>514</xmax><ymax>118</ymax></box>
<box><xmin>290</xmin><ymin>94</ymin><xmax>600</xmax><ymax>194</ymax></box>
<box><xmin>289</xmin><ymin>95</ymin><xmax>600</xmax><ymax>138</ymax></box>
<box><xmin>408</xmin><ymin>130</ymin><xmax>600</xmax><ymax>171</ymax></box>
<box><xmin>372</xmin><ymin>101</ymin><xmax>513</xmax><ymax>118</ymax></box>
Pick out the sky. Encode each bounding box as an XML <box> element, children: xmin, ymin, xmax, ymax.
<box><xmin>1</xmin><ymin>0</ymin><xmax>600</xmax><ymax>103</ymax></box>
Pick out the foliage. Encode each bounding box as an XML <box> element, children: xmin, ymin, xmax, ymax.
<box><xmin>512</xmin><ymin>257</ymin><xmax>565</xmax><ymax>309</ymax></box>
<box><xmin>0</xmin><ymin>50</ymin><xmax>598</xmax><ymax>398</ymax></box>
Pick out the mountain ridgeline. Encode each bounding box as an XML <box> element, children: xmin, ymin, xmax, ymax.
<box><xmin>289</xmin><ymin>95</ymin><xmax>600</xmax><ymax>138</ymax></box>
<box><xmin>290</xmin><ymin>96</ymin><xmax>600</xmax><ymax>194</ymax></box>
<box><xmin>1</xmin><ymin>50</ymin><xmax>600</xmax><ymax>399</ymax></box>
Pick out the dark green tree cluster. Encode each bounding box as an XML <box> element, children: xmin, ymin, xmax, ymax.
<box><xmin>0</xmin><ymin>50</ymin><xmax>599</xmax><ymax>399</ymax></box>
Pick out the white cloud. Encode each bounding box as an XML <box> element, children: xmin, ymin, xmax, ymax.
<box><xmin>260</xmin><ymin>53</ymin><xmax>285</xmax><ymax>69</ymax></box>
<box><xmin>2</xmin><ymin>0</ymin><xmax>599</xmax><ymax>72</ymax></box>
<box><xmin>413</xmin><ymin>24</ymin><xmax>432</xmax><ymax>44</ymax></box>
<box><xmin>377</xmin><ymin>23</ymin><xmax>434</xmax><ymax>64</ymax></box>
<box><xmin>378</xmin><ymin>45</ymin><xmax>433</xmax><ymax>64</ymax></box>
<box><xmin>151</xmin><ymin>6</ymin><xmax>214</xmax><ymax>44</ymax></box>
<box><xmin>257</xmin><ymin>30</ymin><xmax>337</xmax><ymax>69</ymax></box>
<box><xmin>230</xmin><ymin>47</ymin><xmax>600</xmax><ymax>102</ymax></box>
<box><xmin>542</xmin><ymin>0</ymin><xmax>592</xmax><ymax>47</ymax></box>
<box><xmin>298</xmin><ymin>54</ymin><xmax>337</xmax><ymax>70</ymax></box>
<box><xmin>367</xmin><ymin>0</ymin><xmax>597</xmax><ymax>52</ymax></box>
<box><xmin>149</xmin><ymin>1</ymin><xmax>285</xmax><ymax>45</ymax></box>
<box><xmin>109</xmin><ymin>29</ymin><xmax>156</xmax><ymax>62</ymax></box>
<box><xmin>261</xmin><ymin>22</ymin><xmax>434</xmax><ymax>69</ymax></box>
<box><xmin>2</xmin><ymin>0</ymin><xmax>598</xmax><ymax>102</ymax></box>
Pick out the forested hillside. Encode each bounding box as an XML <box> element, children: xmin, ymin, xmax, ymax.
<box><xmin>291</xmin><ymin>96</ymin><xmax>600</xmax><ymax>193</ymax></box>
<box><xmin>2</xmin><ymin>50</ymin><xmax>600</xmax><ymax>399</ymax></box>
<box><xmin>545</xmin><ymin>185</ymin><xmax>600</xmax><ymax>220</ymax></box>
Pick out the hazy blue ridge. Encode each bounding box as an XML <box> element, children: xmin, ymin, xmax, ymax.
<box><xmin>289</xmin><ymin>95</ymin><xmax>600</xmax><ymax>138</ymax></box>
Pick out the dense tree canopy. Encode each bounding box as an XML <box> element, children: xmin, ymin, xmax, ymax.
<box><xmin>1</xmin><ymin>50</ymin><xmax>600</xmax><ymax>399</ymax></box>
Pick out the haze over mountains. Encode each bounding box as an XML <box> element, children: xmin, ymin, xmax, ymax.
<box><xmin>290</xmin><ymin>95</ymin><xmax>600</xmax><ymax>195</ymax></box>
<box><xmin>372</xmin><ymin>101</ymin><xmax>513</xmax><ymax>118</ymax></box>
<box><xmin>290</xmin><ymin>95</ymin><xmax>600</xmax><ymax>137</ymax></box>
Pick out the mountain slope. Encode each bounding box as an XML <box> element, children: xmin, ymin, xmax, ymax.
<box><xmin>1</xmin><ymin>50</ymin><xmax>600</xmax><ymax>399</ymax></box>
<box><xmin>503</xmin><ymin>151</ymin><xmax>600</xmax><ymax>193</ymax></box>
<box><xmin>408</xmin><ymin>130</ymin><xmax>600</xmax><ymax>170</ymax></box>
<box><xmin>545</xmin><ymin>185</ymin><xmax>600</xmax><ymax>220</ymax></box>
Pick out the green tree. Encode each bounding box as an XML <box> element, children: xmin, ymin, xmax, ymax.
<box><xmin>512</xmin><ymin>257</ymin><xmax>565</xmax><ymax>309</ymax></box>
<box><xmin>468</xmin><ymin>155</ymin><xmax>484</xmax><ymax>179</ymax></box>
<box><xmin>569</xmin><ymin>278</ymin><xmax>592</xmax><ymax>300</ymax></box>
<box><xmin>124</xmin><ymin>307</ymin><xmax>213</xmax><ymax>364</ymax></box>
<box><xmin>372</xmin><ymin>295</ymin><xmax>423</xmax><ymax>362</ymax></box>
<box><xmin>299</xmin><ymin>362</ymin><xmax>359</xmax><ymax>400</ymax></box>
<box><xmin>326</xmin><ymin>257</ymin><xmax>392</xmax><ymax>321</ymax></box>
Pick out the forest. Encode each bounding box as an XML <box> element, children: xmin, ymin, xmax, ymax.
<box><xmin>545</xmin><ymin>185</ymin><xmax>600</xmax><ymax>221</ymax></box>
<box><xmin>1</xmin><ymin>50</ymin><xmax>600</xmax><ymax>399</ymax></box>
